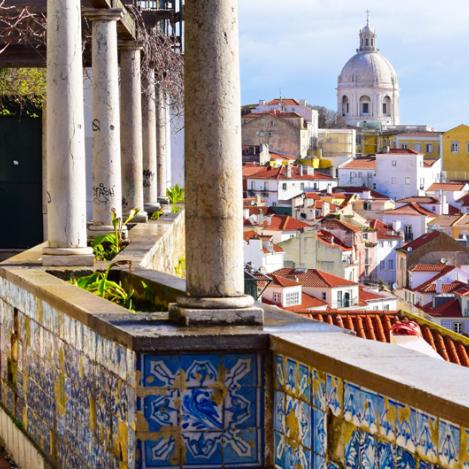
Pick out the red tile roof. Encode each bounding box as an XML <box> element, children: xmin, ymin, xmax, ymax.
<box><xmin>265</xmin><ymin>98</ymin><xmax>301</xmax><ymax>106</ymax></box>
<box><xmin>242</xmin><ymin>165</ymin><xmax>266</xmax><ymax>178</ymax></box>
<box><xmin>269</xmin><ymin>151</ymin><xmax>296</xmax><ymax>161</ymax></box>
<box><xmin>244</xmin><ymin>110</ymin><xmax>304</xmax><ymax>119</ymax></box>
<box><xmin>270</xmin><ymin>274</ymin><xmax>300</xmax><ymax>287</ymax></box>
<box><xmin>262</xmin><ymin>244</ymin><xmax>284</xmax><ymax>254</ymax></box>
<box><xmin>358</xmin><ymin>286</ymin><xmax>392</xmax><ymax>305</ymax></box>
<box><xmin>317</xmin><ymin>230</ymin><xmax>352</xmax><ymax>251</ymax></box>
<box><xmin>409</xmin><ymin>263</ymin><xmax>450</xmax><ymax>273</ymax></box>
<box><xmin>244</xmin><ymin>165</ymin><xmax>333</xmax><ymax>181</ymax></box>
<box><xmin>319</xmin><ymin>217</ymin><xmax>361</xmax><ymax>233</ymax></box>
<box><xmin>341</xmin><ymin>157</ymin><xmax>376</xmax><ymax>170</ymax></box>
<box><xmin>273</xmin><ymin>268</ymin><xmax>357</xmax><ymax>288</ymax></box>
<box><xmin>293</xmin><ymin>309</ymin><xmax>469</xmax><ymax>367</ymax></box>
<box><xmin>428</xmin><ymin>182</ymin><xmax>467</xmax><ymax>192</ymax></box>
<box><xmin>258</xmin><ymin>215</ymin><xmax>310</xmax><ymax>232</ymax></box>
<box><xmin>457</xmin><ymin>193</ymin><xmax>469</xmax><ymax>207</ymax></box>
<box><xmin>423</xmin><ymin>159</ymin><xmax>439</xmax><ymax>167</ymax></box>
<box><xmin>421</xmin><ymin>299</ymin><xmax>462</xmax><ymax>318</ymax></box>
<box><xmin>333</xmin><ymin>187</ymin><xmax>389</xmax><ymax>199</ymax></box>
<box><xmin>263</xmin><ymin>292</ymin><xmax>328</xmax><ymax>312</ymax></box>
<box><xmin>415</xmin><ymin>280</ymin><xmax>465</xmax><ymax>294</ymax></box>
<box><xmin>398</xmin><ymin>230</ymin><xmax>441</xmax><ymax>252</ymax></box>
<box><xmin>369</xmin><ymin>219</ymin><xmax>402</xmax><ymax>240</ymax></box>
<box><xmin>381</xmin><ymin>203</ymin><xmax>435</xmax><ymax>217</ymax></box>
<box><xmin>397</xmin><ymin>196</ymin><xmax>439</xmax><ymax>204</ymax></box>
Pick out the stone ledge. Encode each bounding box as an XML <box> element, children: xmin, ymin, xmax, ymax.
<box><xmin>271</xmin><ymin>331</ymin><xmax>469</xmax><ymax>428</ymax></box>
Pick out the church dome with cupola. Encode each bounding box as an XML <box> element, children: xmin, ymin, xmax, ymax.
<box><xmin>337</xmin><ymin>15</ymin><xmax>400</xmax><ymax>128</ymax></box>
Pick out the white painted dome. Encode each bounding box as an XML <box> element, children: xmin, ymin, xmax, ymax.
<box><xmin>338</xmin><ymin>51</ymin><xmax>399</xmax><ymax>88</ymax></box>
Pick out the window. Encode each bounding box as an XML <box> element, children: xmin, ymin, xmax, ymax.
<box><xmin>362</xmin><ymin>102</ymin><xmax>369</xmax><ymax>114</ymax></box>
<box><xmin>426</xmin><ymin>143</ymin><xmax>433</xmax><ymax>153</ymax></box>
<box><xmin>322</xmin><ymin>292</ymin><xmax>326</xmax><ymax>300</ymax></box>
<box><xmin>300</xmin><ymin>183</ymin><xmax>305</xmax><ymax>191</ymax></box>
<box><xmin>285</xmin><ymin>291</ymin><xmax>300</xmax><ymax>306</ymax></box>
<box><xmin>405</xmin><ymin>177</ymin><xmax>411</xmax><ymax>185</ymax></box>
<box><xmin>337</xmin><ymin>290</ymin><xmax>343</xmax><ymax>306</ymax></box>
<box><xmin>380</xmin><ymin>260</ymin><xmax>385</xmax><ymax>270</ymax></box>
<box><xmin>401</xmin><ymin>143</ymin><xmax>408</xmax><ymax>149</ymax></box>
<box><xmin>273</xmin><ymin>292</ymin><xmax>281</xmax><ymax>304</ymax></box>
<box><xmin>282</xmin><ymin>183</ymin><xmax>287</xmax><ymax>190</ymax></box>
<box><xmin>414</xmin><ymin>144</ymin><xmax>421</xmax><ymax>152</ymax></box>
<box><xmin>388</xmin><ymin>259</ymin><xmax>394</xmax><ymax>270</ymax></box>
<box><xmin>382</xmin><ymin>102</ymin><xmax>387</xmax><ymax>114</ymax></box>
<box><xmin>392</xmin><ymin>160</ymin><xmax>397</xmax><ymax>166</ymax></box>
<box><xmin>451</xmin><ymin>141</ymin><xmax>460</xmax><ymax>153</ymax></box>
<box><xmin>453</xmin><ymin>322</ymin><xmax>463</xmax><ymax>334</ymax></box>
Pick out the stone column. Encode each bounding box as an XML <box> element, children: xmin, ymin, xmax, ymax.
<box><xmin>42</xmin><ymin>0</ymin><xmax>94</xmax><ymax>266</ymax></box>
<box><xmin>119</xmin><ymin>41</ymin><xmax>148</xmax><ymax>222</ymax></box>
<box><xmin>142</xmin><ymin>68</ymin><xmax>159</xmax><ymax>211</ymax></box>
<box><xmin>156</xmin><ymin>85</ymin><xmax>168</xmax><ymax>201</ymax></box>
<box><xmin>87</xmin><ymin>9</ymin><xmax>123</xmax><ymax>236</ymax></box>
<box><xmin>169</xmin><ymin>0</ymin><xmax>263</xmax><ymax>325</ymax></box>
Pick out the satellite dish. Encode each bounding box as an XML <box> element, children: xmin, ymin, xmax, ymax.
<box><xmin>440</xmin><ymin>258</ymin><xmax>447</xmax><ymax>264</ymax></box>
<box><xmin>407</xmin><ymin>247</ymin><xmax>412</xmax><ymax>252</ymax></box>
<box><xmin>392</xmin><ymin>282</ymin><xmax>398</xmax><ymax>291</ymax></box>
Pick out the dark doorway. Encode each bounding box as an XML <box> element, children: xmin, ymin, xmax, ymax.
<box><xmin>0</xmin><ymin>109</ymin><xmax>43</xmax><ymax>249</ymax></box>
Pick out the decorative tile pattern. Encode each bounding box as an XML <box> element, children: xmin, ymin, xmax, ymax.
<box><xmin>272</xmin><ymin>353</ymin><xmax>464</xmax><ymax>469</ymax></box>
<box><xmin>138</xmin><ymin>352</ymin><xmax>263</xmax><ymax>468</ymax></box>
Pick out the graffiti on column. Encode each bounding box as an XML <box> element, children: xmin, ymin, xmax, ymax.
<box><xmin>93</xmin><ymin>183</ymin><xmax>115</xmax><ymax>204</ymax></box>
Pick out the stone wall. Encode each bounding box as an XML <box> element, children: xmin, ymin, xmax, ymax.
<box><xmin>0</xmin><ymin>271</ymin><xmax>137</xmax><ymax>468</ymax></box>
<box><xmin>271</xmin><ymin>332</ymin><xmax>469</xmax><ymax>469</ymax></box>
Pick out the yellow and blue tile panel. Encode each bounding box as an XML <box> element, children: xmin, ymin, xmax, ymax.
<box><xmin>136</xmin><ymin>352</ymin><xmax>264</xmax><ymax>468</ymax></box>
<box><xmin>273</xmin><ymin>353</ymin><xmax>469</xmax><ymax>469</ymax></box>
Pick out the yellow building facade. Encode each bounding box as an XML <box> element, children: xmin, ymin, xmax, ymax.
<box><xmin>442</xmin><ymin>124</ymin><xmax>469</xmax><ymax>180</ymax></box>
<box><xmin>388</xmin><ymin>132</ymin><xmax>441</xmax><ymax>159</ymax></box>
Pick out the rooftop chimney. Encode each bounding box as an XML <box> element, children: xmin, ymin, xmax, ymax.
<box><xmin>286</xmin><ymin>165</ymin><xmax>292</xmax><ymax>179</ymax></box>
<box><xmin>299</xmin><ymin>165</ymin><xmax>304</xmax><ymax>176</ymax></box>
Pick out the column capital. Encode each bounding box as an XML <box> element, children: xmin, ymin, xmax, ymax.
<box><xmin>118</xmin><ymin>40</ymin><xmax>143</xmax><ymax>51</ymax></box>
<box><xmin>83</xmin><ymin>8</ymin><xmax>123</xmax><ymax>22</ymax></box>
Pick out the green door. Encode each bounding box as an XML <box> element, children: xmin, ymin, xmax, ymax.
<box><xmin>0</xmin><ymin>115</ymin><xmax>43</xmax><ymax>248</ymax></box>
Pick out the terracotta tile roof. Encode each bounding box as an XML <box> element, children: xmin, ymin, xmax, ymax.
<box><xmin>244</xmin><ymin>165</ymin><xmax>333</xmax><ymax>181</ymax></box>
<box><xmin>448</xmin><ymin>204</ymin><xmax>462</xmax><ymax>215</ymax></box>
<box><xmin>399</xmin><ymin>230</ymin><xmax>440</xmax><ymax>252</ymax></box>
<box><xmin>242</xmin><ymin>165</ymin><xmax>266</xmax><ymax>178</ymax></box>
<box><xmin>428</xmin><ymin>214</ymin><xmax>462</xmax><ymax>228</ymax></box>
<box><xmin>243</xmin><ymin>230</ymin><xmax>259</xmax><ymax>241</ymax></box>
<box><xmin>262</xmin><ymin>244</ymin><xmax>284</xmax><ymax>254</ymax></box>
<box><xmin>423</xmin><ymin>159</ymin><xmax>439</xmax><ymax>167</ymax></box>
<box><xmin>265</xmin><ymin>98</ymin><xmax>300</xmax><ymax>106</ymax></box>
<box><xmin>397</xmin><ymin>196</ymin><xmax>439</xmax><ymax>204</ymax></box>
<box><xmin>409</xmin><ymin>263</ymin><xmax>450</xmax><ymax>273</ymax></box>
<box><xmin>273</xmin><ymin>267</ymin><xmax>357</xmax><ymax>288</ymax></box>
<box><xmin>333</xmin><ymin>187</ymin><xmax>389</xmax><ymax>199</ymax></box>
<box><xmin>381</xmin><ymin>202</ymin><xmax>435</xmax><ymax>217</ymax></box>
<box><xmin>457</xmin><ymin>193</ymin><xmax>469</xmax><ymax>207</ymax></box>
<box><xmin>293</xmin><ymin>309</ymin><xmax>469</xmax><ymax>367</ymax></box>
<box><xmin>341</xmin><ymin>157</ymin><xmax>376</xmax><ymax>170</ymax></box>
<box><xmin>428</xmin><ymin>182</ymin><xmax>467</xmax><ymax>192</ymax></box>
<box><xmin>270</xmin><ymin>274</ymin><xmax>300</xmax><ymax>287</ymax></box>
<box><xmin>358</xmin><ymin>286</ymin><xmax>393</xmax><ymax>305</ymax></box>
<box><xmin>319</xmin><ymin>217</ymin><xmax>361</xmax><ymax>233</ymax></box>
<box><xmin>263</xmin><ymin>292</ymin><xmax>328</xmax><ymax>311</ymax></box>
<box><xmin>258</xmin><ymin>215</ymin><xmax>310</xmax><ymax>232</ymax></box>
<box><xmin>421</xmin><ymin>299</ymin><xmax>462</xmax><ymax>318</ymax></box>
<box><xmin>244</xmin><ymin>206</ymin><xmax>271</xmax><ymax>216</ymax></box>
<box><xmin>410</xmin><ymin>265</ymin><xmax>458</xmax><ymax>293</ymax></box>
<box><xmin>244</xmin><ymin>110</ymin><xmax>303</xmax><ymax>119</ymax></box>
<box><xmin>317</xmin><ymin>230</ymin><xmax>352</xmax><ymax>251</ymax></box>
<box><xmin>369</xmin><ymin>219</ymin><xmax>402</xmax><ymax>240</ymax></box>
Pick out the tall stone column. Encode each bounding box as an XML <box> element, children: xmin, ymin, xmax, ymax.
<box><xmin>86</xmin><ymin>9</ymin><xmax>123</xmax><ymax>236</ymax></box>
<box><xmin>42</xmin><ymin>0</ymin><xmax>94</xmax><ymax>266</ymax></box>
<box><xmin>156</xmin><ymin>85</ymin><xmax>168</xmax><ymax>201</ymax></box>
<box><xmin>119</xmin><ymin>41</ymin><xmax>148</xmax><ymax>222</ymax></box>
<box><xmin>169</xmin><ymin>0</ymin><xmax>263</xmax><ymax>325</ymax></box>
<box><xmin>142</xmin><ymin>68</ymin><xmax>159</xmax><ymax>211</ymax></box>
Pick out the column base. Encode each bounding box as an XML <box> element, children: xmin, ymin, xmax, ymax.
<box><xmin>169</xmin><ymin>295</ymin><xmax>264</xmax><ymax>326</ymax></box>
<box><xmin>88</xmin><ymin>224</ymin><xmax>129</xmax><ymax>239</ymax></box>
<box><xmin>158</xmin><ymin>196</ymin><xmax>170</xmax><ymax>205</ymax></box>
<box><xmin>42</xmin><ymin>247</ymin><xmax>94</xmax><ymax>267</ymax></box>
<box><xmin>144</xmin><ymin>203</ymin><xmax>161</xmax><ymax>213</ymax></box>
<box><xmin>128</xmin><ymin>211</ymin><xmax>148</xmax><ymax>223</ymax></box>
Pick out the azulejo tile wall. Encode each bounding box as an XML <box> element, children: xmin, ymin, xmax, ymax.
<box><xmin>0</xmin><ymin>277</ymin><xmax>136</xmax><ymax>469</ymax></box>
<box><xmin>136</xmin><ymin>352</ymin><xmax>264</xmax><ymax>468</ymax></box>
<box><xmin>273</xmin><ymin>353</ymin><xmax>469</xmax><ymax>469</ymax></box>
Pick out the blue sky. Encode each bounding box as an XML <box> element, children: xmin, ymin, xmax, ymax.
<box><xmin>238</xmin><ymin>0</ymin><xmax>469</xmax><ymax>130</ymax></box>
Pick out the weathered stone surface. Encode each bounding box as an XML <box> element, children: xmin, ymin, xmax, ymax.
<box><xmin>169</xmin><ymin>304</ymin><xmax>264</xmax><ymax>326</ymax></box>
<box><xmin>43</xmin><ymin>0</ymin><xmax>93</xmax><ymax>265</ymax></box>
<box><xmin>156</xmin><ymin>85</ymin><xmax>168</xmax><ymax>199</ymax></box>
<box><xmin>142</xmin><ymin>69</ymin><xmax>159</xmax><ymax>211</ymax></box>
<box><xmin>119</xmin><ymin>41</ymin><xmax>147</xmax><ymax>221</ymax></box>
<box><xmin>180</xmin><ymin>0</ymin><xmax>248</xmax><ymax>316</ymax></box>
<box><xmin>87</xmin><ymin>9</ymin><xmax>123</xmax><ymax>233</ymax></box>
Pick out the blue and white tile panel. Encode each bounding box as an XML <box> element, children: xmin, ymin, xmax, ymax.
<box><xmin>274</xmin><ymin>353</ymin><xmax>468</xmax><ymax>469</ymax></box>
<box><xmin>137</xmin><ymin>352</ymin><xmax>264</xmax><ymax>468</ymax></box>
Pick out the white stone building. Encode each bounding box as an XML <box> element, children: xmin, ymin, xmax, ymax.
<box><xmin>337</xmin><ymin>18</ymin><xmax>400</xmax><ymax>128</ymax></box>
<box><xmin>243</xmin><ymin>231</ymin><xmax>285</xmax><ymax>274</ymax></box>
